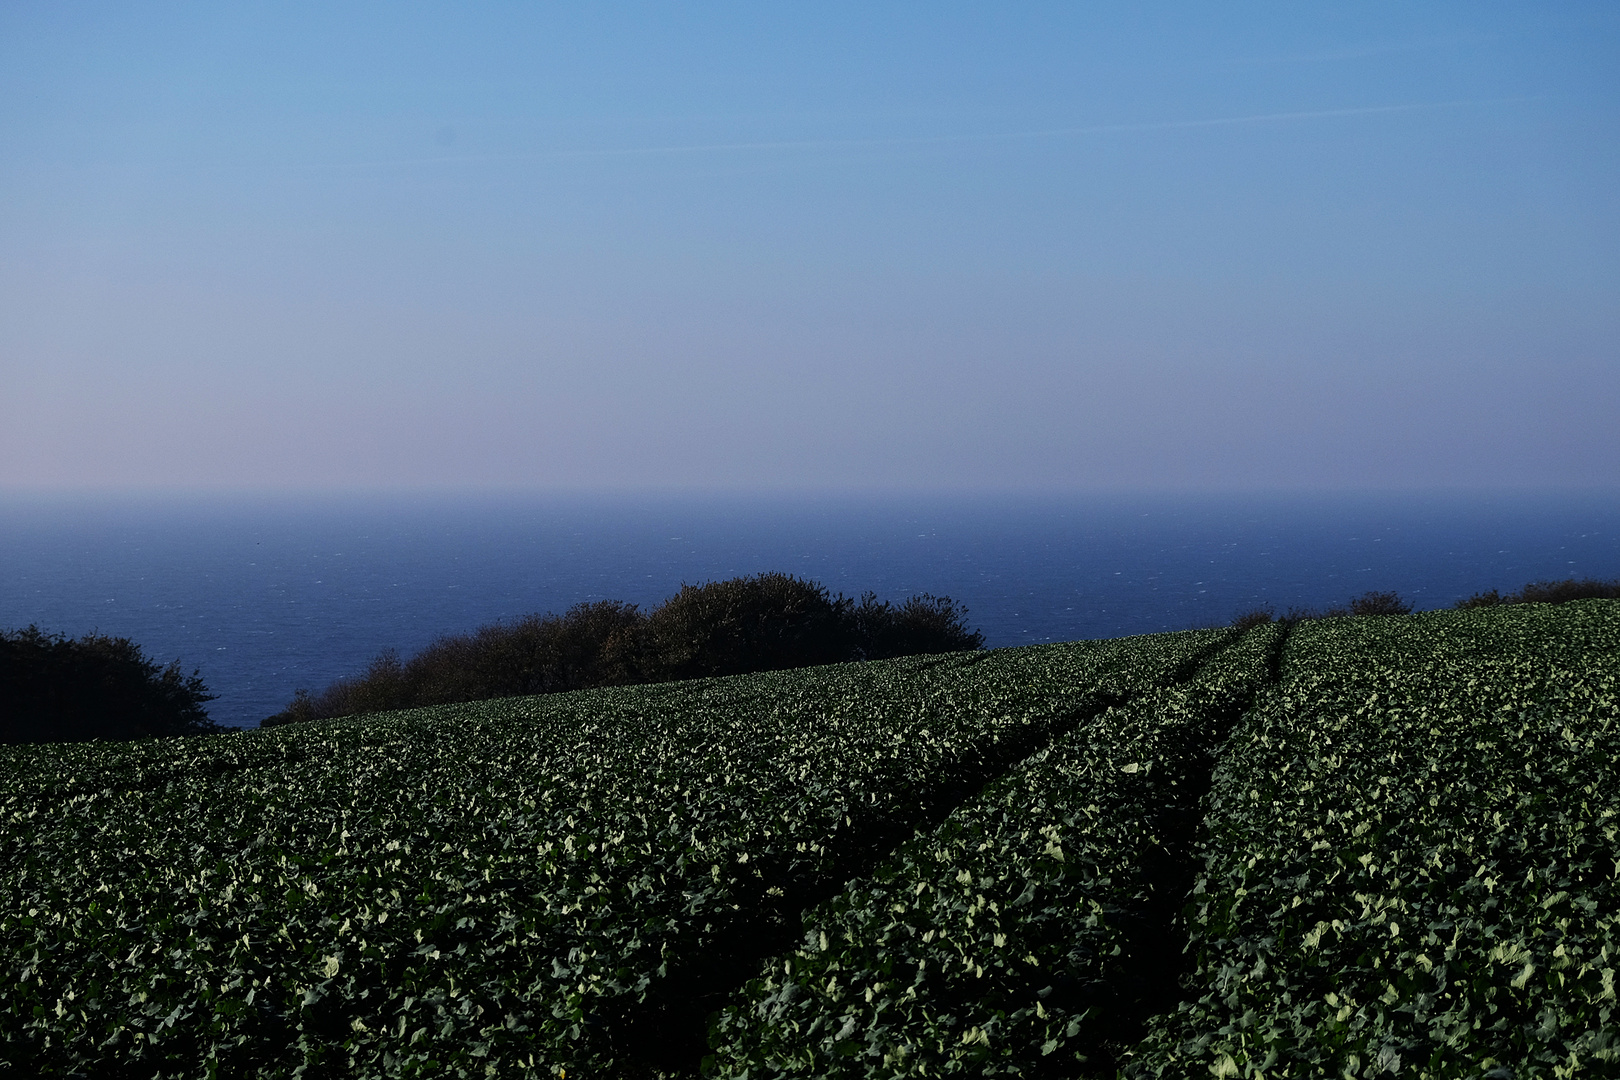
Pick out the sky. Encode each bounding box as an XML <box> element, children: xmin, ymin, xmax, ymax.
<box><xmin>1</xmin><ymin>2</ymin><xmax>1616</xmax><ymax>493</ymax></box>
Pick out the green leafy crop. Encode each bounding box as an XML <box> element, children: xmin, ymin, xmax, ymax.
<box><xmin>7</xmin><ymin>600</ymin><xmax>1615</xmax><ymax>1080</ymax></box>
<box><xmin>1126</xmin><ymin>600</ymin><xmax>1620</xmax><ymax>1079</ymax></box>
<box><xmin>0</xmin><ymin>630</ymin><xmax>1219</xmax><ymax>1078</ymax></box>
<box><xmin>705</xmin><ymin>623</ymin><xmax>1281</xmax><ymax>1078</ymax></box>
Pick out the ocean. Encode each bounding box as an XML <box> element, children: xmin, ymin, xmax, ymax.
<box><xmin>2</xmin><ymin>490</ymin><xmax>1617</xmax><ymax>729</ymax></box>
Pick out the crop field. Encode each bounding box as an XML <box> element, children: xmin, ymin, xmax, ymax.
<box><xmin>0</xmin><ymin>628</ymin><xmax>1222</xmax><ymax>1078</ymax></box>
<box><xmin>2</xmin><ymin>600</ymin><xmax>1617</xmax><ymax>1079</ymax></box>
<box><xmin>1125</xmin><ymin>601</ymin><xmax>1620</xmax><ymax>1078</ymax></box>
<box><xmin>706</xmin><ymin>621</ymin><xmax>1285</xmax><ymax>1078</ymax></box>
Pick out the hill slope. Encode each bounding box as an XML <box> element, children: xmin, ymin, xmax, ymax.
<box><xmin>2</xmin><ymin>600</ymin><xmax>1616</xmax><ymax>1078</ymax></box>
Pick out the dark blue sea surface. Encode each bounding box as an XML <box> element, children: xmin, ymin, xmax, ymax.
<box><xmin>2</xmin><ymin>490</ymin><xmax>1617</xmax><ymax>728</ymax></box>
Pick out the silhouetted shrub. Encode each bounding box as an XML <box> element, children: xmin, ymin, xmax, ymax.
<box><xmin>1512</xmin><ymin>578</ymin><xmax>1620</xmax><ymax>605</ymax></box>
<box><xmin>886</xmin><ymin>592</ymin><xmax>984</xmax><ymax>654</ymax></box>
<box><xmin>405</xmin><ymin>600</ymin><xmax>649</xmax><ymax>704</ymax></box>
<box><xmin>1275</xmin><ymin>590</ymin><xmax>1410</xmax><ymax>623</ymax></box>
<box><xmin>264</xmin><ymin>688</ymin><xmax>321</xmax><ymax>727</ymax></box>
<box><xmin>1451</xmin><ymin>578</ymin><xmax>1620</xmax><ymax>610</ymax></box>
<box><xmin>1279</xmin><ymin>605</ymin><xmax>1339</xmax><ymax>623</ymax></box>
<box><xmin>0</xmin><ymin>626</ymin><xmax>217</xmax><ymax>744</ymax></box>
<box><xmin>305</xmin><ymin>650</ymin><xmax>413</xmax><ymax>720</ymax></box>
<box><xmin>647</xmin><ymin>573</ymin><xmax>851</xmax><ymax>681</ymax></box>
<box><xmin>1230</xmin><ymin>607</ymin><xmax>1276</xmax><ymax>631</ymax></box>
<box><xmin>642</xmin><ymin>578</ymin><xmax>981</xmax><ymax>676</ymax></box>
<box><xmin>1347</xmin><ymin>590</ymin><xmax>1412</xmax><ymax>617</ymax></box>
<box><xmin>849</xmin><ymin>591</ymin><xmax>985</xmax><ymax>660</ymax></box>
<box><xmin>262</xmin><ymin>601</ymin><xmax>651</xmax><ymax>727</ymax></box>
<box><xmin>268</xmin><ymin>575</ymin><xmax>985</xmax><ymax>724</ymax></box>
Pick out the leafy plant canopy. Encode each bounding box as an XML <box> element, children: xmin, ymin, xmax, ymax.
<box><xmin>3</xmin><ymin>597</ymin><xmax>1618</xmax><ymax>1079</ymax></box>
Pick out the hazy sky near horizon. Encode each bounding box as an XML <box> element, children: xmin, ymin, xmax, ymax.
<box><xmin>2</xmin><ymin>3</ymin><xmax>1617</xmax><ymax>492</ymax></box>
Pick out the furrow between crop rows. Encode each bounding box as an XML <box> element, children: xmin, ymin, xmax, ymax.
<box><xmin>628</xmin><ymin>629</ymin><xmax>1242</xmax><ymax>1075</ymax></box>
<box><xmin>15</xmin><ymin>603</ymin><xmax>1614</xmax><ymax>1079</ymax></box>
<box><xmin>1123</xmin><ymin>600</ymin><xmax>1620</xmax><ymax>1078</ymax></box>
<box><xmin>702</xmin><ymin>622</ymin><xmax>1286</xmax><ymax>1078</ymax></box>
<box><xmin>0</xmin><ymin>629</ymin><xmax>1225</xmax><ymax>1079</ymax></box>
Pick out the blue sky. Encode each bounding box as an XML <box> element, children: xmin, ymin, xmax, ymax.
<box><xmin>1</xmin><ymin>2</ymin><xmax>1616</xmax><ymax>491</ymax></box>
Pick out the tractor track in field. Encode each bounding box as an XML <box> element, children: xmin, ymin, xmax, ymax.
<box><xmin>615</xmin><ymin>630</ymin><xmax>1253</xmax><ymax>1079</ymax></box>
<box><xmin>1091</xmin><ymin>619</ymin><xmax>1294</xmax><ymax>1070</ymax></box>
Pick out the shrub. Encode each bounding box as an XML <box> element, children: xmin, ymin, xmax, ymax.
<box><xmin>646</xmin><ymin>573</ymin><xmax>850</xmax><ymax>680</ymax></box>
<box><xmin>309</xmin><ymin>650</ymin><xmax>413</xmax><ymax>719</ymax></box>
<box><xmin>1451</xmin><ymin>578</ymin><xmax>1620</xmax><ymax>610</ymax></box>
<box><xmin>1347</xmin><ymin>590</ymin><xmax>1412</xmax><ymax>616</ymax></box>
<box><xmin>642</xmin><ymin>579</ymin><xmax>981</xmax><ymax>678</ymax></box>
<box><xmin>263</xmin><ymin>602</ymin><xmax>650</xmax><ymax>726</ymax></box>
<box><xmin>0</xmin><ymin>626</ymin><xmax>217</xmax><ymax>743</ymax></box>
<box><xmin>268</xmin><ymin>576</ymin><xmax>985</xmax><ymax>724</ymax></box>
<box><xmin>1512</xmin><ymin>578</ymin><xmax>1620</xmax><ymax>605</ymax></box>
<box><xmin>392</xmin><ymin>600</ymin><xmax>649</xmax><ymax>706</ymax></box>
<box><xmin>263</xmin><ymin>688</ymin><xmax>320</xmax><ymax>727</ymax></box>
<box><xmin>1230</xmin><ymin>607</ymin><xmax>1276</xmax><ymax>631</ymax></box>
<box><xmin>849</xmin><ymin>591</ymin><xmax>985</xmax><ymax>660</ymax></box>
<box><xmin>1274</xmin><ymin>591</ymin><xmax>1411</xmax><ymax>624</ymax></box>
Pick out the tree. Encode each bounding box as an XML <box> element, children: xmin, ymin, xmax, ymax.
<box><xmin>266</xmin><ymin>575</ymin><xmax>988</xmax><ymax>724</ymax></box>
<box><xmin>646</xmin><ymin>573</ymin><xmax>850</xmax><ymax>680</ymax></box>
<box><xmin>1347</xmin><ymin>590</ymin><xmax>1412</xmax><ymax>617</ymax></box>
<box><xmin>849</xmin><ymin>591</ymin><xmax>985</xmax><ymax>659</ymax></box>
<box><xmin>0</xmin><ymin>626</ymin><xmax>218</xmax><ymax>744</ymax></box>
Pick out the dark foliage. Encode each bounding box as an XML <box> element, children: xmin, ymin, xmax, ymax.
<box><xmin>1226</xmin><ymin>578</ymin><xmax>1620</xmax><ymax>629</ymax></box>
<box><xmin>1230</xmin><ymin>607</ymin><xmax>1277</xmax><ymax>631</ymax></box>
<box><xmin>849</xmin><ymin>591</ymin><xmax>985</xmax><ymax>660</ymax></box>
<box><xmin>0</xmin><ymin>625</ymin><xmax>217</xmax><ymax>744</ymax></box>
<box><xmin>645</xmin><ymin>576</ymin><xmax>985</xmax><ymax>679</ymax></box>
<box><xmin>1455</xmin><ymin>577</ymin><xmax>1620</xmax><ymax>609</ymax></box>
<box><xmin>390</xmin><ymin>599</ymin><xmax>650</xmax><ymax>706</ymax></box>
<box><xmin>264</xmin><ymin>601</ymin><xmax>649</xmax><ymax>726</ymax></box>
<box><xmin>1347</xmin><ymin>590</ymin><xmax>1412</xmax><ymax>616</ymax></box>
<box><xmin>267</xmin><ymin>574</ymin><xmax>984</xmax><ymax>725</ymax></box>
<box><xmin>647</xmin><ymin>573</ymin><xmax>850</xmax><ymax>680</ymax></box>
<box><xmin>1244</xmin><ymin>591</ymin><xmax>1414</xmax><ymax>626</ymax></box>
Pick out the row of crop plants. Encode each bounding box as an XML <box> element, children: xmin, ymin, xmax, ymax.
<box><xmin>1124</xmin><ymin>600</ymin><xmax>1620</xmax><ymax>1078</ymax></box>
<box><xmin>0</xmin><ymin>628</ymin><xmax>1224</xmax><ymax>1078</ymax></box>
<box><xmin>704</xmin><ymin>621</ymin><xmax>1286</xmax><ymax>1078</ymax></box>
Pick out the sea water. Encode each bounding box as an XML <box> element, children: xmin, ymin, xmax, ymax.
<box><xmin>2</xmin><ymin>490</ymin><xmax>1617</xmax><ymax>728</ymax></box>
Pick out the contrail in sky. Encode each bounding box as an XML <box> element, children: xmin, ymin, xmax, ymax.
<box><xmin>325</xmin><ymin>97</ymin><xmax>1518</xmax><ymax>171</ymax></box>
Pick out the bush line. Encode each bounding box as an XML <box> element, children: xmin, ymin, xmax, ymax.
<box><xmin>266</xmin><ymin>573</ymin><xmax>983</xmax><ymax>727</ymax></box>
